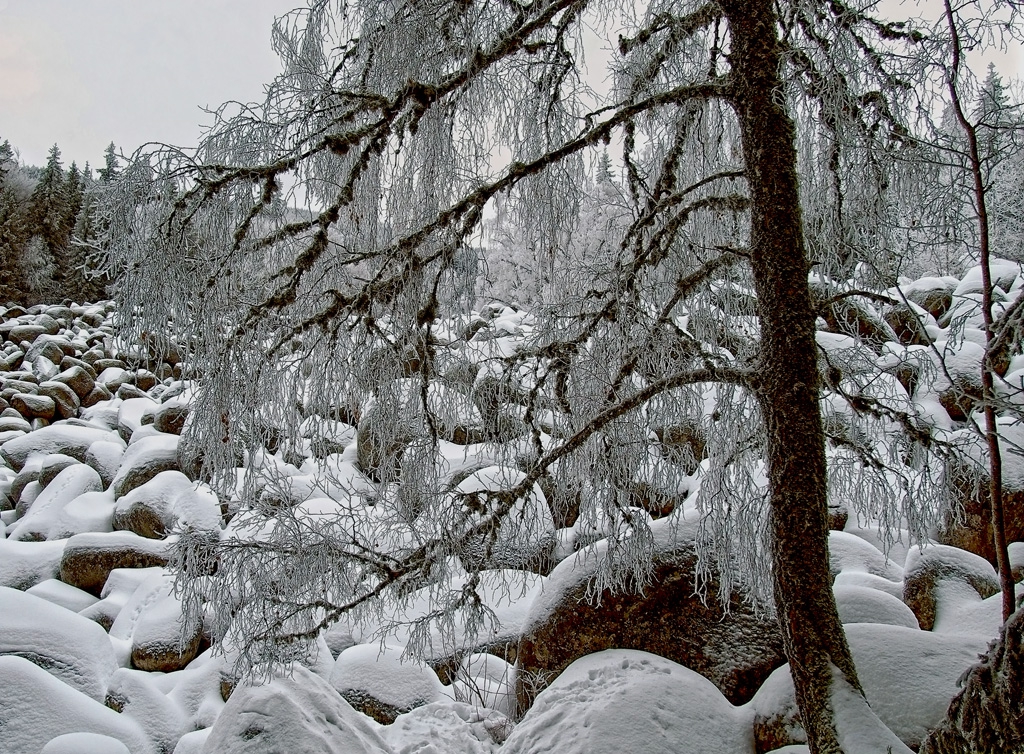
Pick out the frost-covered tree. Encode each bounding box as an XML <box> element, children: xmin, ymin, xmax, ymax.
<box><xmin>98</xmin><ymin>142</ymin><xmax>119</xmax><ymax>184</ymax></box>
<box><xmin>104</xmin><ymin>2</ymin><xmax>972</xmax><ymax>751</ymax></box>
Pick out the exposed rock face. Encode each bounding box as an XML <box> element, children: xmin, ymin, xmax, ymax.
<box><xmin>942</xmin><ymin>467</ymin><xmax>1024</xmax><ymax>568</ymax></box>
<box><xmin>58</xmin><ymin>532</ymin><xmax>171</xmax><ymax>596</ymax></box>
<box><xmin>516</xmin><ymin>519</ymin><xmax>786</xmax><ymax>709</ymax></box>
<box><xmin>903</xmin><ymin>544</ymin><xmax>1000</xmax><ymax>631</ymax></box>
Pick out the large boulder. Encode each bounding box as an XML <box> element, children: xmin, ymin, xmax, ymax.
<box><xmin>6</xmin><ymin>463</ymin><xmax>104</xmax><ymax>541</ymax></box>
<box><xmin>942</xmin><ymin>455</ymin><xmax>1024</xmax><ymax>568</ymax></box>
<box><xmin>86</xmin><ymin>440</ymin><xmax>127</xmax><ymax>488</ymax></box>
<box><xmin>0</xmin><ymin>537</ymin><xmax>66</xmax><ymax>589</ymax></box>
<box><xmin>106</xmin><ymin>570</ymin><xmax>203</xmax><ymax>673</ymax></box>
<box><xmin>111</xmin><ymin>433</ymin><xmax>181</xmax><ymax>499</ymax></box>
<box><xmin>202</xmin><ymin>664</ymin><xmax>393</xmax><ymax>754</ymax></box>
<box><xmin>41</xmin><ymin>733</ymin><xmax>131</xmax><ymax>754</ymax></box>
<box><xmin>503</xmin><ymin>650</ymin><xmax>753</xmax><ymax>754</ymax></box>
<box><xmin>51</xmin><ymin>364</ymin><xmax>97</xmax><ymax>399</ymax></box>
<box><xmin>903</xmin><ymin>543</ymin><xmax>1000</xmax><ymax>631</ymax></box>
<box><xmin>112</xmin><ymin>470</ymin><xmax>221</xmax><ymax>539</ymax></box>
<box><xmin>104</xmin><ymin>668</ymin><xmax>189</xmax><ymax>754</ymax></box>
<box><xmin>328</xmin><ymin>644</ymin><xmax>446</xmax><ymax>724</ymax></box>
<box><xmin>452</xmin><ymin>466</ymin><xmax>556</xmax><ymax>572</ymax></box>
<box><xmin>0</xmin><ymin>423</ymin><xmax>123</xmax><ymax>471</ymax></box>
<box><xmin>38</xmin><ymin>380</ymin><xmax>81</xmax><ymax>419</ymax></box>
<box><xmin>0</xmin><ymin>656</ymin><xmax>156</xmax><ymax>754</ymax></box>
<box><xmin>0</xmin><ymin>586</ymin><xmax>118</xmax><ymax>702</ymax></box>
<box><xmin>59</xmin><ymin>531</ymin><xmax>171</xmax><ymax>596</ymax></box>
<box><xmin>26</xmin><ymin>577</ymin><xmax>100</xmax><ymax>613</ymax></box>
<box><xmin>516</xmin><ymin>518</ymin><xmax>785</xmax><ymax>708</ymax></box>
<box><xmin>828</xmin><ymin>530</ymin><xmax>903</xmax><ymax>581</ymax></box>
<box><xmin>751</xmin><ymin>624</ymin><xmax>988</xmax><ymax>752</ymax></box>
<box><xmin>11</xmin><ymin>392</ymin><xmax>56</xmax><ymax>420</ymax></box>
<box><xmin>833</xmin><ymin>584</ymin><xmax>919</xmax><ymax>629</ymax></box>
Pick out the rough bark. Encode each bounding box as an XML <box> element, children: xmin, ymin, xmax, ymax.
<box><xmin>920</xmin><ymin>604</ymin><xmax>1024</xmax><ymax>754</ymax></box>
<box><xmin>722</xmin><ymin>2</ymin><xmax>861</xmax><ymax>752</ymax></box>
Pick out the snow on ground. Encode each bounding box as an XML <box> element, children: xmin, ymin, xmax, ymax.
<box><xmin>0</xmin><ymin>294</ymin><xmax>1020</xmax><ymax>753</ymax></box>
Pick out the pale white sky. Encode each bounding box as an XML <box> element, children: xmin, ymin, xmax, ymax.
<box><xmin>0</xmin><ymin>1</ymin><xmax>1019</xmax><ymax>170</ymax></box>
<box><xmin>0</xmin><ymin>0</ymin><xmax>296</xmax><ymax>168</ymax></box>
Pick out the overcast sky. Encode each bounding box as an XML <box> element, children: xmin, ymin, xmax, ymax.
<box><xmin>0</xmin><ymin>0</ymin><xmax>296</xmax><ymax>168</ymax></box>
<box><xmin>1</xmin><ymin>1</ymin><xmax>1020</xmax><ymax>171</ymax></box>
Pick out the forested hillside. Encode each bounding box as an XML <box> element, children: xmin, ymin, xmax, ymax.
<box><xmin>0</xmin><ymin>139</ymin><xmax>115</xmax><ymax>305</ymax></box>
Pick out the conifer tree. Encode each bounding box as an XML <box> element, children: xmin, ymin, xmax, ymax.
<box><xmin>27</xmin><ymin>144</ymin><xmax>67</xmax><ymax>257</ymax></box>
<box><xmin>98</xmin><ymin>142</ymin><xmax>119</xmax><ymax>183</ymax></box>
<box><xmin>70</xmin><ymin>164</ymin><xmax>109</xmax><ymax>302</ymax></box>
<box><xmin>0</xmin><ymin>139</ymin><xmax>28</xmax><ymax>303</ymax></box>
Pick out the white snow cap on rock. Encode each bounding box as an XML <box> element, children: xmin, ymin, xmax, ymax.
<box><xmin>0</xmin><ymin>585</ymin><xmax>118</xmax><ymax>702</ymax></box>
<box><xmin>0</xmin><ymin>655</ymin><xmax>156</xmax><ymax>754</ymax></box>
<box><xmin>202</xmin><ymin>664</ymin><xmax>393</xmax><ymax>754</ymax></box>
<box><xmin>503</xmin><ymin>649</ymin><xmax>753</xmax><ymax>754</ymax></box>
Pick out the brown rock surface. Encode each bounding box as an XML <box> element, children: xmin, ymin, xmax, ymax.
<box><xmin>516</xmin><ymin>519</ymin><xmax>785</xmax><ymax>709</ymax></box>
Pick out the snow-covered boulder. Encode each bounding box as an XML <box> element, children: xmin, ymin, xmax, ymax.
<box><xmin>7</xmin><ymin>463</ymin><xmax>104</xmax><ymax>540</ymax></box>
<box><xmin>165</xmin><ymin>650</ymin><xmax>231</xmax><ymax>732</ymax></box>
<box><xmin>329</xmin><ymin>644</ymin><xmax>447</xmax><ymax>724</ymax></box>
<box><xmin>86</xmin><ymin>440</ymin><xmax>127</xmax><ymax>488</ymax></box>
<box><xmin>109</xmin><ymin>570</ymin><xmax>204</xmax><ymax>672</ymax></box>
<box><xmin>0</xmin><ymin>586</ymin><xmax>118</xmax><ymax>702</ymax></box>
<box><xmin>452</xmin><ymin>465</ymin><xmax>556</xmax><ymax>572</ymax></box>
<box><xmin>942</xmin><ymin>422</ymin><xmax>1024</xmax><ymax>565</ymax></box>
<box><xmin>170</xmin><ymin>729</ymin><xmax>210</xmax><ymax>754</ymax></box>
<box><xmin>0</xmin><ymin>536</ymin><xmax>65</xmax><ymax>589</ymax></box>
<box><xmin>833</xmin><ymin>584</ymin><xmax>919</xmax><ymax>628</ymax></box>
<box><xmin>41</xmin><ymin>733</ymin><xmax>131</xmax><ymax>754</ymax></box>
<box><xmin>382</xmin><ymin>701</ymin><xmax>509</xmax><ymax>753</ymax></box>
<box><xmin>105</xmin><ymin>668</ymin><xmax>190</xmax><ymax>754</ymax></box>
<box><xmin>0</xmin><ymin>423</ymin><xmax>123</xmax><ymax>471</ymax></box>
<box><xmin>450</xmin><ymin>652</ymin><xmax>516</xmax><ymax>717</ymax></box>
<box><xmin>751</xmin><ymin>623</ymin><xmax>988</xmax><ymax>751</ymax></box>
<box><xmin>903</xmin><ymin>543</ymin><xmax>999</xmax><ymax>631</ymax></box>
<box><xmin>112</xmin><ymin>470</ymin><xmax>220</xmax><ymax>539</ymax></box>
<box><xmin>38</xmin><ymin>452</ymin><xmax>80</xmax><ymax>486</ymax></box>
<box><xmin>362</xmin><ymin>567</ymin><xmax>544</xmax><ymax>671</ymax></box>
<box><xmin>0</xmin><ymin>655</ymin><xmax>156</xmax><ymax>754</ymax></box>
<box><xmin>60</xmin><ymin>531</ymin><xmax>171</xmax><ymax>596</ymax></box>
<box><xmin>153</xmin><ymin>399</ymin><xmax>190</xmax><ymax>435</ymax></box>
<box><xmin>504</xmin><ymin>649</ymin><xmax>754</xmax><ymax>754</ymax></box>
<box><xmin>111</xmin><ymin>433</ymin><xmax>181</xmax><ymax>499</ymax></box>
<box><xmin>202</xmin><ymin>664</ymin><xmax>393</xmax><ymax>754</ymax></box>
<box><xmin>517</xmin><ymin>518</ymin><xmax>785</xmax><ymax>707</ymax></box>
<box><xmin>79</xmin><ymin>566</ymin><xmax>166</xmax><ymax>632</ymax></box>
<box><xmin>26</xmin><ymin>577</ymin><xmax>100</xmax><ymax>612</ymax></box>
<box><xmin>828</xmin><ymin>530</ymin><xmax>903</xmax><ymax>581</ymax></box>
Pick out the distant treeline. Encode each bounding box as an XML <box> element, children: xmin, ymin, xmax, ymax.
<box><xmin>0</xmin><ymin>139</ymin><xmax>117</xmax><ymax>305</ymax></box>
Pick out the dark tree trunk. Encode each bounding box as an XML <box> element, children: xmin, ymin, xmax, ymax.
<box><xmin>721</xmin><ymin>2</ymin><xmax>861</xmax><ymax>752</ymax></box>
